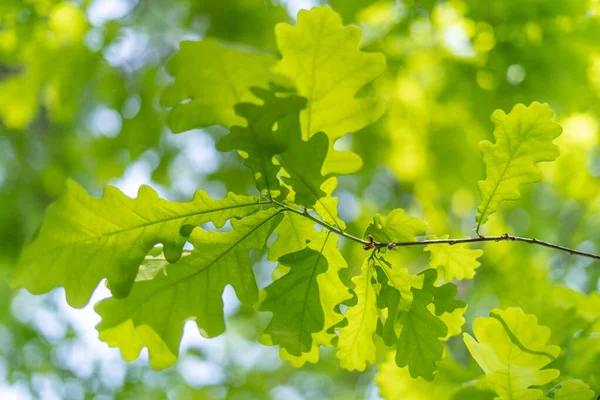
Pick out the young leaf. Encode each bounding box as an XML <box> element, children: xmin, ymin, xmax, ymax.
<box><xmin>425</xmin><ymin>235</ymin><xmax>483</xmax><ymax>281</ymax></box>
<box><xmin>545</xmin><ymin>380</ymin><xmax>595</xmax><ymax>400</ymax></box>
<box><xmin>395</xmin><ymin>288</ymin><xmax>449</xmax><ymax>381</ymax></box>
<box><xmin>95</xmin><ymin>208</ymin><xmax>283</xmax><ymax>369</ymax></box>
<box><xmin>476</xmin><ymin>102</ymin><xmax>562</xmax><ymax>231</ymax></box>
<box><xmin>419</xmin><ymin>269</ymin><xmax>466</xmax><ymax>316</ymax></box>
<box><xmin>11</xmin><ymin>180</ymin><xmax>265</xmax><ymax>307</ymax></box>
<box><xmin>463</xmin><ymin>307</ymin><xmax>561</xmax><ymax>400</ymax></box>
<box><xmin>365</xmin><ymin>208</ymin><xmax>428</xmax><ymax>243</ymax></box>
<box><xmin>274</xmin><ymin>5</ymin><xmax>386</xmax><ymax>174</ymax></box>
<box><xmin>217</xmin><ymin>88</ymin><xmax>306</xmax><ymax>197</ymax></box>
<box><xmin>262</xmin><ymin>231</ymin><xmax>351</xmax><ymax>366</ymax></box>
<box><xmin>337</xmin><ymin>256</ymin><xmax>378</xmax><ymax>371</ymax></box>
<box><xmin>259</xmin><ymin>232</ymin><xmax>333</xmax><ymax>355</ymax></box>
<box><xmin>160</xmin><ymin>39</ymin><xmax>279</xmax><ymax>132</ymax></box>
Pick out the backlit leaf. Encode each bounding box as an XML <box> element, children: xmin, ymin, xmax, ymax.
<box><xmin>476</xmin><ymin>102</ymin><xmax>562</xmax><ymax>231</ymax></box>
<box><xmin>12</xmin><ymin>180</ymin><xmax>265</xmax><ymax>307</ymax></box>
<box><xmin>95</xmin><ymin>208</ymin><xmax>282</xmax><ymax>369</ymax></box>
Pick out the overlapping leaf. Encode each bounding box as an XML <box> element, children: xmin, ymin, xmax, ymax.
<box><xmin>160</xmin><ymin>39</ymin><xmax>279</xmax><ymax>132</ymax></box>
<box><xmin>476</xmin><ymin>102</ymin><xmax>562</xmax><ymax>231</ymax></box>
<box><xmin>545</xmin><ymin>380</ymin><xmax>595</xmax><ymax>400</ymax></box>
<box><xmin>95</xmin><ymin>208</ymin><xmax>282</xmax><ymax>369</ymax></box>
<box><xmin>11</xmin><ymin>180</ymin><xmax>265</xmax><ymax>307</ymax></box>
<box><xmin>463</xmin><ymin>307</ymin><xmax>561</xmax><ymax>399</ymax></box>
<box><xmin>217</xmin><ymin>88</ymin><xmax>306</xmax><ymax>197</ymax></box>
<box><xmin>337</xmin><ymin>256</ymin><xmax>378</xmax><ymax>371</ymax></box>
<box><xmin>260</xmin><ymin>231</ymin><xmax>350</xmax><ymax>365</ymax></box>
<box><xmin>425</xmin><ymin>235</ymin><xmax>484</xmax><ymax>281</ymax></box>
<box><xmin>274</xmin><ymin>6</ymin><xmax>386</xmax><ymax>175</ymax></box>
<box><xmin>394</xmin><ymin>270</ymin><xmax>460</xmax><ymax>381</ymax></box>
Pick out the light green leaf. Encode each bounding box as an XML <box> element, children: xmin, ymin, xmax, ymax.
<box><xmin>365</xmin><ymin>208</ymin><xmax>428</xmax><ymax>243</ymax></box>
<box><xmin>160</xmin><ymin>39</ymin><xmax>279</xmax><ymax>132</ymax></box>
<box><xmin>337</xmin><ymin>256</ymin><xmax>378</xmax><ymax>371</ymax></box>
<box><xmin>12</xmin><ymin>180</ymin><xmax>265</xmax><ymax>307</ymax></box>
<box><xmin>476</xmin><ymin>102</ymin><xmax>562</xmax><ymax>231</ymax></box>
<box><xmin>395</xmin><ymin>287</ymin><xmax>449</xmax><ymax>381</ymax></box>
<box><xmin>463</xmin><ymin>307</ymin><xmax>561</xmax><ymax>400</ymax></box>
<box><xmin>217</xmin><ymin>88</ymin><xmax>306</xmax><ymax>197</ymax></box>
<box><xmin>274</xmin><ymin>5</ymin><xmax>386</xmax><ymax>174</ymax></box>
<box><xmin>545</xmin><ymin>379</ymin><xmax>595</xmax><ymax>400</ymax></box>
<box><xmin>95</xmin><ymin>208</ymin><xmax>282</xmax><ymax>369</ymax></box>
<box><xmin>313</xmin><ymin>177</ymin><xmax>346</xmax><ymax>230</ymax></box>
<box><xmin>268</xmin><ymin>209</ymin><xmax>318</xmax><ymax>262</ymax></box>
<box><xmin>274</xmin><ymin>5</ymin><xmax>386</xmax><ymax>140</ymax></box>
<box><xmin>425</xmin><ymin>235</ymin><xmax>484</xmax><ymax>281</ymax></box>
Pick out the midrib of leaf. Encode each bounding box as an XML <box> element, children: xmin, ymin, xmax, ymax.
<box><xmin>477</xmin><ymin>117</ymin><xmax>540</xmax><ymax>231</ymax></box>
<box><xmin>349</xmin><ymin>261</ymin><xmax>373</xmax><ymax>351</ymax></box>
<box><xmin>217</xmin><ymin>50</ymin><xmax>241</xmax><ymax>104</ymax></box>
<box><xmin>125</xmin><ymin>211</ymin><xmax>282</xmax><ymax>313</ymax></box>
<box><xmin>297</xmin><ymin>231</ymin><xmax>330</xmax><ymax>344</ymax></box>
<box><xmin>305</xmin><ymin>16</ymin><xmax>327</xmax><ymax>136</ymax></box>
<box><xmin>41</xmin><ymin>201</ymin><xmax>269</xmax><ymax>253</ymax></box>
<box><xmin>489</xmin><ymin>312</ymin><xmax>556</xmax><ymax>361</ymax></box>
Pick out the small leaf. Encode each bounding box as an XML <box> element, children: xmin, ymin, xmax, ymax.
<box><xmin>420</xmin><ymin>269</ymin><xmax>466</xmax><ymax>316</ymax></box>
<box><xmin>95</xmin><ymin>209</ymin><xmax>282</xmax><ymax>369</ymax></box>
<box><xmin>463</xmin><ymin>307</ymin><xmax>561</xmax><ymax>400</ymax></box>
<box><xmin>337</xmin><ymin>256</ymin><xmax>378</xmax><ymax>371</ymax></box>
<box><xmin>425</xmin><ymin>235</ymin><xmax>484</xmax><ymax>281</ymax></box>
<box><xmin>545</xmin><ymin>379</ymin><xmax>595</xmax><ymax>400</ymax></box>
<box><xmin>12</xmin><ymin>180</ymin><xmax>265</xmax><ymax>307</ymax></box>
<box><xmin>160</xmin><ymin>39</ymin><xmax>280</xmax><ymax>132</ymax></box>
<box><xmin>365</xmin><ymin>208</ymin><xmax>428</xmax><ymax>243</ymax></box>
<box><xmin>476</xmin><ymin>102</ymin><xmax>562</xmax><ymax>231</ymax></box>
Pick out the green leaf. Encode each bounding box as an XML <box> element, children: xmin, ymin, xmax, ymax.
<box><xmin>313</xmin><ymin>177</ymin><xmax>347</xmax><ymax>230</ymax></box>
<box><xmin>259</xmin><ymin>231</ymin><xmax>333</xmax><ymax>355</ymax></box>
<box><xmin>261</xmin><ymin>231</ymin><xmax>351</xmax><ymax>366</ymax></box>
<box><xmin>95</xmin><ymin>208</ymin><xmax>282</xmax><ymax>369</ymax></box>
<box><xmin>425</xmin><ymin>235</ymin><xmax>484</xmax><ymax>281</ymax></box>
<box><xmin>365</xmin><ymin>208</ymin><xmax>428</xmax><ymax>243</ymax></box>
<box><xmin>395</xmin><ymin>288</ymin><xmax>448</xmax><ymax>381</ymax></box>
<box><xmin>268</xmin><ymin>209</ymin><xmax>318</xmax><ymax>262</ymax></box>
<box><xmin>217</xmin><ymin>88</ymin><xmax>306</xmax><ymax>197</ymax></box>
<box><xmin>476</xmin><ymin>102</ymin><xmax>562</xmax><ymax>231</ymax></box>
<box><xmin>545</xmin><ymin>379</ymin><xmax>595</xmax><ymax>400</ymax></box>
<box><xmin>337</xmin><ymin>256</ymin><xmax>378</xmax><ymax>371</ymax></box>
<box><xmin>160</xmin><ymin>39</ymin><xmax>279</xmax><ymax>132</ymax></box>
<box><xmin>463</xmin><ymin>307</ymin><xmax>561</xmax><ymax>400</ymax></box>
<box><xmin>11</xmin><ymin>180</ymin><xmax>265</xmax><ymax>307</ymax></box>
<box><xmin>420</xmin><ymin>269</ymin><xmax>466</xmax><ymax>316</ymax></box>
<box><xmin>274</xmin><ymin>5</ymin><xmax>386</xmax><ymax>174</ymax></box>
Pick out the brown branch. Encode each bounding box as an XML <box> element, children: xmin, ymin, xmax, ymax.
<box><xmin>271</xmin><ymin>200</ymin><xmax>600</xmax><ymax>261</ymax></box>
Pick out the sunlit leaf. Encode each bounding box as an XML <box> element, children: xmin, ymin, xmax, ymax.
<box><xmin>463</xmin><ymin>307</ymin><xmax>561</xmax><ymax>400</ymax></box>
<box><xmin>95</xmin><ymin>209</ymin><xmax>283</xmax><ymax>369</ymax></box>
<box><xmin>425</xmin><ymin>235</ymin><xmax>483</xmax><ymax>281</ymax></box>
<box><xmin>12</xmin><ymin>180</ymin><xmax>265</xmax><ymax>307</ymax></box>
<box><xmin>365</xmin><ymin>208</ymin><xmax>428</xmax><ymax>242</ymax></box>
<box><xmin>161</xmin><ymin>39</ymin><xmax>279</xmax><ymax>132</ymax></box>
<box><xmin>476</xmin><ymin>102</ymin><xmax>562</xmax><ymax>231</ymax></box>
<box><xmin>337</xmin><ymin>256</ymin><xmax>378</xmax><ymax>371</ymax></box>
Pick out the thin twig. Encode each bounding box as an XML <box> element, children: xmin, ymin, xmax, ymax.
<box><xmin>269</xmin><ymin>200</ymin><xmax>600</xmax><ymax>261</ymax></box>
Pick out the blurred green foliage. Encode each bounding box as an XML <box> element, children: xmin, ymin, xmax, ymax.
<box><xmin>1</xmin><ymin>0</ymin><xmax>600</xmax><ymax>399</ymax></box>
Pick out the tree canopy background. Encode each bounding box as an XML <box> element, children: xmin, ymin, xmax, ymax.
<box><xmin>1</xmin><ymin>0</ymin><xmax>600</xmax><ymax>399</ymax></box>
